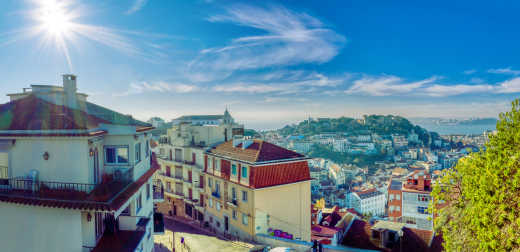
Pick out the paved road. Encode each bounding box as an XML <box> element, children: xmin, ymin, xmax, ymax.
<box><xmin>154</xmin><ymin>217</ymin><xmax>212</xmax><ymax>252</ymax></box>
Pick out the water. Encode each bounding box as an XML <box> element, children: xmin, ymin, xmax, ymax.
<box><xmin>416</xmin><ymin>123</ymin><xmax>496</xmax><ymax>135</ymax></box>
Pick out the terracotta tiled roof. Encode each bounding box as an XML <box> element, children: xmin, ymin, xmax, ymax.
<box><xmin>0</xmin><ymin>95</ymin><xmax>108</xmax><ymax>131</ymax></box>
<box><xmin>0</xmin><ymin>95</ymin><xmax>153</xmax><ymax>135</ymax></box>
<box><xmin>208</xmin><ymin>140</ymin><xmax>305</xmax><ymax>163</ymax></box>
<box><xmin>92</xmin><ymin>230</ymin><xmax>146</xmax><ymax>252</ymax></box>
<box><xmin>251</xmin><ymin>161</ymin><xmax>311</xmax><ymax>189</ymax></box>
<box><xmin>342</xmin><ymin>219</ymin><xmax>381</xmax><ymax>251</ymax></box>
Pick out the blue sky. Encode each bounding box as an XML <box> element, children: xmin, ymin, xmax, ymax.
<box><xmin>0</xmin><ymin>0</ymin><xmax>519</xmax><ymax>129</ymax></box>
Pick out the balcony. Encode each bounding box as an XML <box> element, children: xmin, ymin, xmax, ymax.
<box><xmin>153</xmin><ymin>184</ymin><xmax>164</xmax><ymax>203</ymax></box>
<box><xmin>165</xmin><ymin>189</ymin><xmax>184</xmax><ymax>199</ymax></box>
<box><xmin>211</xmin><ymin>191</ymin><xmax>221</xmax><ymax>199</ymax></box>
<box><xmin>0</xmin><ymin>167</ymin><xmax>134</xmax><ymax>204</ymax></box>
<box><xmin>226</xmin><ymin>199</ymin><xmax>238</xmax><ymax>208</ymax></box>
<box><xmin>91</xmin><ymin>215</ymin><xmax>148</xmax><ymax>252</ymax></box>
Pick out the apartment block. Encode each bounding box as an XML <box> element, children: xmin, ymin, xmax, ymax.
<box><xmin>0</xmin><ymin>75</ymin><xmax>161</xmax><ymax>252</ymax></box>
<box><xmin>348</xmin><ymin>188</ymin><xmax>386</xmax><ymax>217</ymax></box>
<box><xmin>387</xmin><ymin>170</ymin><xmax>433</xmax><ymax>230</ymax></box>
<box><xmin>204</xmin><ymin>138</ymin><xmax>312</xmax><ymax>242</ymax></box>
<box><xmin>154</xmin><ymin>110</ymin><xmax>243</xmax><ymax>224</ymax></box>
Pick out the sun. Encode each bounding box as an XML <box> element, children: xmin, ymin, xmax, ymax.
<box><xmin>37</xmin><ymin>0</ymin><xmax>73</xmax><ymax>37</ymax></box>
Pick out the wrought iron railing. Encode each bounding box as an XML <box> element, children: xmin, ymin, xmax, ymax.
<box><xmin>0</xmin><ymin>167</ymin><xmax>135</xmax><ymax>203</ymax></box>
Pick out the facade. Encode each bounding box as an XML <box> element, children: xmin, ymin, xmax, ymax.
<box><xmin>171</xmin><ymin>109</ymin><xmax>234</xmax><ymax>126</ymax></box>
<box><xmin>349</xmin><ymin>188</ymin><xmax>386</xmax><ymax>217</ymax></box>
<box><xmin>204</xmin><ymin>138</ymin><xmax>312</xmax><ymax>242</ymax></box>
<box><xmin>154</xmin><ymin>111</ymin><xmax>243</xmax><ymax>224</ymax></box>
<box><xmin>387</xmin><ymin>170</ymin><xmax>433</xmax><ymax>230</ymax></box>
<box><xmin>0</xmin><ymin>75</ymin><xmax>160</xmax><ymax>252</ymax></box>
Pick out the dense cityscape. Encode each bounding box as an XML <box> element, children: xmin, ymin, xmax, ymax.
<box><xmin>1</xmin><ymin>0</ymin><xmax>519</xmax><ymax>251</ymax></box>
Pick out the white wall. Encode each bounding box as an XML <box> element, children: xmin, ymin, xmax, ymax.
<box><xmin>9</xmin><ymin>138</ymin><xmax>90</xmax><ymax>183</ymax></box>
<box><xmin>0</xmin><ymin>203</ymin><xmax>83</xmax><ymax>252</ymax></box>
<box><xmin>254</xmin><ymin>181</ymin><xmax>311</xmax><ymax>242</ymax></box>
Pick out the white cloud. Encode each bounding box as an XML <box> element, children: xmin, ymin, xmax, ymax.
<box><xmin>344</xmin><ymin>75</ymin><xmax>520</xmax><ymax>97</ymax></box>
<box><xmin>496</xmin><ymin>77</ymin><xmax>520</xmax><ymax>93</ymax></box>
<box><xmin>188</xmin><ymin>4</ymin><xmax>345</xmax><ymax>81</ymax></box>
<box><xmin>463</xmin><ymin>69</ymin><xmax>476</xmax><ymax>75</ymax></box>
<box><xmin>118</xmin><ymin>81</ymin><xmax>198</xmax><ymax>96</ymax></box>
<box><xmin>345</xmin><ymin>76</ymin><xmax>437</xmax><ymax>96</ymax></box>
<box><xmin>212</xmin><ymin>72</ymin><xmax>345</xmax><ymax>94</ymax></box>
<box><xmin>488</xmin><ymin>67</ymin><xmax>520</xmax><ymax>75</ymax></box>
<box><xmin>126</xmin><ymin>0</ymin><xmax>149</xmax><ymax>14</ymax></box>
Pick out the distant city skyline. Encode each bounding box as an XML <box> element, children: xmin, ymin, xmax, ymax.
<box><xmin>0</xmin><ymin>0</ymin><xmax>518</xmax><ymax>129</ymax></box>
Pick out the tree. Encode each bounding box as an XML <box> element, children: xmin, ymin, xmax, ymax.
<box><xmin>432</xmin><ymin>99</ymin><xmax>520</xmax><ymax>251</ymax></box>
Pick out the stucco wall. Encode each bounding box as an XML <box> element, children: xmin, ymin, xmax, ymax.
<box><xmin>0</xmin><ymin>203</ymin><xmax>83</xmax><ymax>252</ymax></box>
<box><xmin>9</xmin><ymin>138</ymin><xmax>90</xmax><ymax>183</ymax></box>
<box><xmin>254</xmin><ymin>180</ymin><xmax>312</xmax><ymax>242</ymax></box>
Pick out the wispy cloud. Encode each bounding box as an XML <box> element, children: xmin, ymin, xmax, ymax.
<box><xmin>488</xmin><ymin>67</ymin><xmax>520</xmax><ymax>75</ymax></box>
<box><xmin>188</xmin><ymin>4</ymin><xmax>345</xmax><ymax>81</ymax></box>
<box><xmin>212</xmin><ymin>72</ymin><xmax>345</xmax><ymax>94</ymax></box>
<box><xmin>463</xmin><ymin>69</ymin><xmax>476</xmax><ymax>75</ymax></box>
<box><xmin>118</xmin><ymin>81</ymin><xmax>198</xmax><ymax>96</ymax></box>
<box><xmin>345</xmin><ymin>76</ymin><xmax>438</xmax><ymax>96</ymax></box>
<box><xmin>344</xmin><ymin>75</ymin><xmax>520</xmax><ymax>97</ymax></box>
<box><xmin>126</xmin><ymin>0</ymin><xmax>149</xmax><ymax>14</ymax></box>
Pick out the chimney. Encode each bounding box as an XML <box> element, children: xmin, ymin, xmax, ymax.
<box><xmin>63</xmin><ymin>74</ymin><xmax>77</xmax><ymax>109</ymax></box>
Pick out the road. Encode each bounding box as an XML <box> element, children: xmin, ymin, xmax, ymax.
<box><xmin>154</xmin><ymin>217</ymin><xmax>213</xmax><ymax>252</ymax></box>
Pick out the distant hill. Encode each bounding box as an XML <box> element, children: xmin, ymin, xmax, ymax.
<box><xmin>277</xmin><ymin>115</ymin><xmax>439</xmax><ymax>146</ymax></box>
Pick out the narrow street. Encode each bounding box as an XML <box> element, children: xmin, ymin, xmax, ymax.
<box><xmin>154</xmin><ymin>217</ymin><xmax>213</xmax><ymax>252</ymax></box>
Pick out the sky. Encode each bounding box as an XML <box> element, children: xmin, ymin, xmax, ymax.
<box><xmin>0</xmin><ymin>0</ymin><xmax>519</xmax><ymax>129</ymax></box>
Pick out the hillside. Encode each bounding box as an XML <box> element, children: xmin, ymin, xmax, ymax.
<box><xmin>277</xmin><ymin>115</ymin><xmax>439</xmax><ymax>146</ymax></box>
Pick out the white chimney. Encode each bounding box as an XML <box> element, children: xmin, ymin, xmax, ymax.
<box><xmin>63</xmin><ymin>74</ymin><xmax>78</xmax><ymax>109</ymax></box>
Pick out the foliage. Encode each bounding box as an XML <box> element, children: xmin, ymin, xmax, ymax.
<box><xmin>431</xmin><ymin>99</ymin><xmax>520</xmax><ymax>251</ymax></box>
<box><xmin>278</xmin><ymin>115</ymin><xmax>438</xmax><ymax>146</ymax></box>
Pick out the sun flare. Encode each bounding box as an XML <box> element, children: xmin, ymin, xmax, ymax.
<box><xmin>39</xmin><ymin>0</ymin><xmax>73</xmax><ymax>36</ymax></box>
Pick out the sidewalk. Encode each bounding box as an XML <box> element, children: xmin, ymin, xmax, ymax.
<box><xmin>164</xmin><ymin>215</ymin><xmax>217</xmax><ymax>237</ymax></box>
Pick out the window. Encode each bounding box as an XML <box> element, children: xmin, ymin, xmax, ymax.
<box><xmin>418</xmin><ymin>194</ymin><xmax>430</xmax><ymax>202</ymax></box>
<box><xmin>105</xmin><ymin>146</ymin><xmax>129</xmax><ymax>164</ymax></box>
<box><xmin>396</xmin><ymin>206</ymin><xmax>400</xmax><ymax>211</ymax></box>
<box><xmin>396</xmin><ymin>194</ymin><xmax>400</xmax><ymax>200</ymax></box>
<box><xmin>232</xmin><ymin>164</ymin><xmax>237</xmax><ymax>176</ymax></box>
<box><xmin>209</xmin><ymin>198</ymin><xmax>213</xmax><ymax>208</ymax></box>
<box><xmin>242</xmin><ymin>190</ymin><xmax>248</xmax><ymax>202</ymax></box>
<box><xmin>208</xmin><ymin>158</ymin><xmax>213</xmax><ymax>170</ymax></box>
<box><xmin>136</xmin><ymin>193</ymin><xmax>142</xmax><ymax>213</ymax></box>
<box><xmin>216</xmin><ymin>202</ymin><xmax>221</xmax><ymax>211</ymax></box>
<box><xmin>232</xmin><ymin>187</ymin><xmax>236</xmax><ymax>200</ymax></box>
<box><xmin>208</xmin><ymin>178</ymin><xmax>213</xmax><ymax>188</ymax></box>
<box><xmin>241</xmin><ymin>166</ymin><xmax>248</xmax><ymax>178</ymax></box>
<box><xmin>146</xmin><ymin>183</ymin><xmax>150</xmax><ymax>200</ymax></box>
<box><xmin>242</xmin><ymin>213</ymin><xmax>248</xmax><ymax>225</ymax></box>
<box><xmin>418</xmin><ymin>206</ymin><xmax>428</xmax><ymax>214</ymax></box>
<box><xmin>145</xmin><ymin>141</ymin><xmax>150</xmax><ymax>158</ymax></box>
<box><xmin>389</xmin><ymin>194</ymin><xmax>394</xmax><ymax>201</ymax></box>
<box><xmin>216</xmin><ymin>159</ymin><xmax>220</xmax><ymax>171</ymax></box>
<box><xmin>215</xmin><ymin>181</ymin><xmax>220</xmax><ymax>195</ymax></box>
<box><xmin>389</xmin><ymin>205</ymin><xmax>395</xmax><ymax>212</ymax></box>
<box><xmin>135</xmin><ymin>143</ymin><xmax>142</xmax><ymax>164</ymax></box>
<box><xmin>209</xmin><ymin>216</ymin><xmax>213</xmax><ymax>223</ymax></box>
<box><xmin>232</xmin><ymin>210</ymin><xmax>237</xmax><ymax>220</ymax></box>
<box><xmin>166</xmin><ymin>182</ymin><xmax>171</xmax><ymax>192</ymax></box>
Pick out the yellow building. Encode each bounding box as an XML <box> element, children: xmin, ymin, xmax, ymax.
<box><xmin>203</xmin><ymin>138</ymin><xmax>312</xmax><ymax>242</ymax></box>
<box><xmin>154</xmin><ymin>111</ymin><xmax>243</xmax><ymax>224</ymax></box>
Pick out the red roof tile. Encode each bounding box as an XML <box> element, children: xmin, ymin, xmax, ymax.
<box><xmin>92</xmin><ymin>230</ymin><xmax>146</xmax><ymax>252</ymax></box>
<box><xmin>251</xmin><ymin>161</ymin><xmax>311</xmax><ymax>189</ymax></box>
<box><xmin>209</xmin><ymin>140</ymin><xmax>305</xmax><ymax>163</ymax></box>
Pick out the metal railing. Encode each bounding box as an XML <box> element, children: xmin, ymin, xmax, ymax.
<box><xmin>0</xmin><ymin>167</ymin><xmax>135</xmax><ymax>202</ymax></box>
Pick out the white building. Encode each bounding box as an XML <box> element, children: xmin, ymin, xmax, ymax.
<box><xmin>349</xmin><ymin>188</ymin><xmax>386</xmax><ymax>217</ymax></box>
<box><xmin>392</xmin><ymin>135</ymin><xmax>409</xmax><ymax>149</ymax></box>
<box><xmin>333</xmin><ymin>139</ymin><xmax>350</xmax><ymax>153</ymax></box>
<box><xmin>400</xmin><ymin>170</ymin><xmax>434</xmax><ymax>230</ymax></box>
<box><xmin>171</xmin><ymin>109</ymin><xmax>235</xmax><ymax>126</ymax></box>
<box><xmin>0</xmin><ymin>75</ymin><xmax>161</xmax><ymax>252</ymax></box>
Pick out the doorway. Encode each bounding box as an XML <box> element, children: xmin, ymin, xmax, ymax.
<box><xmin>224</xmin><ymin>216</ymin><xmax>229</xmax><ymax>232</ymax></box>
